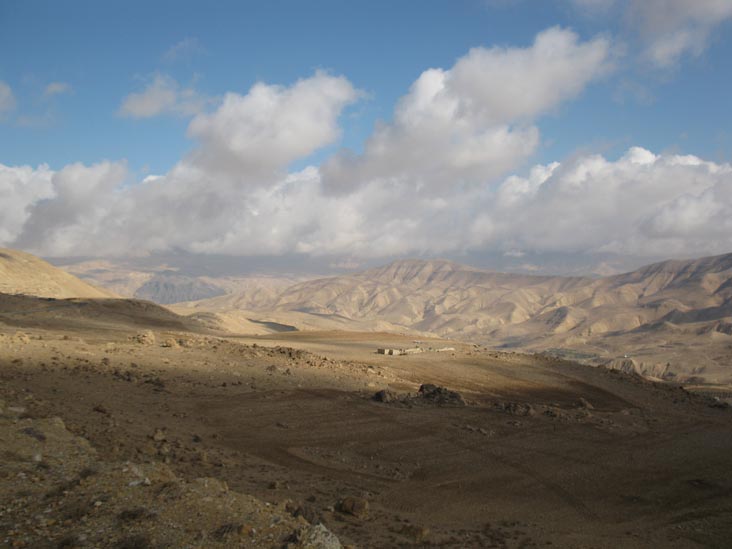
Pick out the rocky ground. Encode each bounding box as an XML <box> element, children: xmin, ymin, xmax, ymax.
<box><xmin>0</xmin><ymin>405</ymin><xmax>341</xmax><ymax>548</ymax></box>
<box><xmin>1</xmin><ymin>322</ymin><xmax>731</xmax><ymax>548</ymax></box>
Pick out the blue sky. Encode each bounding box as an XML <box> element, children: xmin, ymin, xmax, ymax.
<box><xmin>3</xmin><ymin>0</ymin><xmax>730</xmax><ymax>174</ymax></box>
<box><xmin>1</xmin><ymin>0</ymin><xmax>732</xmax><ymax>270</ymax></box>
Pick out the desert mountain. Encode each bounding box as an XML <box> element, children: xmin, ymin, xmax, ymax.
<box><xmin>133</xmin><ymin>272</ymin><xmax>227</xmax><ymax>304</ymax></box>
<box><xmin>0</xmin><ymin>249</ymin><xmax>216</xmax><ymax>336</ymax></box>
<box><xmin>178</xmin><ymin>254</ymin><xmax>732</xmax><ymax>383</ymax></box>
<box><xmin>62</xmin><ymin>258</ymin><xmax>307</xmax><ymax>305</ymax></box>
<box><xmin>0</xmin><ymin>248</ymin><xmax>117</xmax><ymax>299</ymax></box>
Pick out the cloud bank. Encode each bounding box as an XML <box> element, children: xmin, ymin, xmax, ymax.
<box><xmin>2</xmin><ymin>27</ymin><xmax>731</xmax><ymax>263</ymax></box>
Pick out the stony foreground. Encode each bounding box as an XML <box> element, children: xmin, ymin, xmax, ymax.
<box><xmin>1</xmin><ymin>321</ymin><xmax>731</xmax><ymax>548</ymax></box>
<box><xmin>0</xmin><ymin>404</ymin><xmax>342</xmax><ymax>548</ymax></box>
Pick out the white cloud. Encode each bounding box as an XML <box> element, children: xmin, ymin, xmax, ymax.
<box><xmin>43</xmin><ymin>82</ymin><xmax>72</xmax><ymax>97</ymax></box>
<box><xmin>186</xmin><ymin>71</ymin><xmax>358</xmax><ymax>180</ymax></box>
<box><xmin>628</xmin><ymin>0</ymin><xmax>732</xmax><ymax>67</ymax></box>
<box><xmin>10</xmin><ymin>162</ymin><xmax>128</xmax><ymax>256</ymax></box>
<box><xmin>567</xmin><ymin>0</ymin><xmax>732</xmax><ymax>67</ymax></box>
<box><xmin>322</xmin><ymin>27</ymin><xmax>612</xmax><ymax>195</ymax></box>
<box><xmin>472</xmin><ymin>147</ymin><xmax>732</xmax><ymax>258</ymax></box>
<box><xmin>0</xmin><ymin>163</ymin><xmax>55</xmax><ymax>242</ymax></box>
<box><xmin>0</xmin><ymin>81</ymin><xmax>16</xmax><ymax>118</ymax></box>
<box><xmin>118</xmin><ymin>74</ymin><xmax>206</xmax><ymax>118</ymax></box>
<box><xmin>3</xmin><ymin>28</ymin><xmax>731</xmax><ymax>264</ymax></box>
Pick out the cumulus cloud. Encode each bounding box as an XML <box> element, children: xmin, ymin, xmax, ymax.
<box><xmin>2</xmin><ymin>71</ymin><xmax>360</xmax><ymax>257</ymax></box>
<box><xmin>0</xmin><ymin>81</ymin><xmax>16</xmax><ymax>118</ymax></box>
<box><xmin>186</xmin><ymin>71</ymin><xmax>358</xmax><ymax>179</ymax></box>
<box><xmin>471</xmin><ymin>147</ymin><xmax>732</xmax><ymax>258</ymax></box>
<box><xmin>2</xmin><ymin>28</ymin><xmax>731</xmax><ymax>263</ymax></box>
<box><xmin>43</xmin><ymin>82</ymin><xmax>72</xmax><ymax>97</ymax></box>
<box><xmin>6</xmin><ymin>146</ymin><xmax>731</xmax><ymax>261</ymax></box>
<box><xmin>118</xmin><ymin>74</ymin><xmax>207</xmax><ymax>118</ymax></box>
<box><xmin>322</xmin><ymin>27</ymin><xmax>612</xmax><ymax>195</ymax></box>
<box><xmin>0</xmin><ymin>163</ymin><xmax>55</xmax><ymax>242</ymax></box>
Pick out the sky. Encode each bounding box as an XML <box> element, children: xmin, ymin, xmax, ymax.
<box><xmin>1</xmin><ymin>0</ymin><xmax>732</xmax><ymax>275</ymax></box>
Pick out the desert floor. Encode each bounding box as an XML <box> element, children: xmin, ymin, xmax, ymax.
<box><xmin>2</xmin><ymin>305</ymin><xmax>732</xmax><ymax>548</ymax></box>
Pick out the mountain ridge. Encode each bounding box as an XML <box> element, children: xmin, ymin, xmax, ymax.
<box><xmin>177</xmin><ymin>252</ymin><xmax>732</xmax><ymax>383</ymax></box>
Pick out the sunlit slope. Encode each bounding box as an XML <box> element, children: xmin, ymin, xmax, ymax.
<box><xmin>0</xmin><ymin>248</ymin><xmax>117</xmax><ymax>299</ymax></box>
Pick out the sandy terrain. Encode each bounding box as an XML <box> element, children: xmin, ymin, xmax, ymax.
<box><xmin>2</xmin><ymin>298</ymin><xmax>731</xmax><ymax>547</ymax></box>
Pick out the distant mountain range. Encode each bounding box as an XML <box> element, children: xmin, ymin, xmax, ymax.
<box><xmin>4</xmin><ymin>246</ymin><xmax>732</xmax><ymax>384</ymax></box>
<box><xmin>173</xmin><ymin>254</ymin><xmax>732</xmax><ymax>384</ymax></box>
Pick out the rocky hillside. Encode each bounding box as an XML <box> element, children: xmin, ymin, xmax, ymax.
<box><xmin>0</xmin><ymin>403</ymin><xmax>342</xmax><ymax>548</ymax></box>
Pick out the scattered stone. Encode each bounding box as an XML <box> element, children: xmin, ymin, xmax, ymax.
<box><xmin>211</xmin><ymin>522</ymin><xmax>243</xmax><ymax>541</ymax></box>
<box><xmin>578</xmin><ymin>397</ymin><xmax>594</xmax><ymax>410</ymax></box>
<box><xmin>400</xmin><ymin>524</ymin><xmax>430</xmax><ymax>542</ymax></box>
<box><xmin>161</xmin><ymin>338</ymin><xmax>179</xmax><ymax>348</ymax></box>
<box><xmin>131</xmin><ymin>331</ymin><xmax>156</xmax><ymax>345</ymax></box>
<box><xmin>337</xmin><ymin>496</ymin><xmax>369</xmax><ymax>518</ymax></box>
<box><xmin>117</xmin><ymin>507</ymin><xmax>156</xmax><ymax>523</ymax></box>
<box><xmin>19</xmin><ymin>426</ymin><xmax>46</xmax><ymax>441</ymax></box>
<box><xmin>418</xmin><ymin>384</ymin><xmax>466</xmax><ymax>406</ymax></box>
<box><xmin>372</xmin><ymin>389</ymin><xmax>397</xmax><ymax>403</ymax></box>
<box><xmin>291</xmin><ymin>503</ymin><xmax>319</xmax><ymax>524</ymax></box>
<box><xmin>495</xmin><ymin>401</ymin><xmax>535</xmax><ymax>416</ymax></box>
<box><xmin>286</xmin><ymin>523</ymin><xmax>342</xmax><ymax>549</ymax></box>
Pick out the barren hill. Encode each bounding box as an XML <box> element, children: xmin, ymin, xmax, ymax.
<box><xmin>0</xmin><ymin>248</ymin><xmax>116</xmax><ymax>299</ymax></box>
<box><xmin>180</xmin><ymin>254</ymin><xmax>732</xmax><ymax>383</ymax></box>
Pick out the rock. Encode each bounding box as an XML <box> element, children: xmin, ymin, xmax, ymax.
<box><xmin>292</xmin><ymin>503</ymin><xmax>319</xmax><ymax>524</ymax></box>
<box><xmin>495</xmin><ymin>401</ymin><xmax>535</xmax><ymax>416</ymax></box>
<box><xmin>401</xmin><ymin>524</ymin><xmax>430</xmax><ymax>542</ymax></box>
<box><xmin>578</xmin><ymin>397</ymin><xmax>594</xmax><ymax>410</ymax></box>
<box><xmin>372</xmin><ymin>389</ymin><xmax>397</xmax><ymax>403</ymax></box>
<box><xmin>19</xmin><ymin>426</ymin><xmax>46</xmax><ymax>441</ymax></box>
<box><xmin>418</xmin><ymin>384</ymin><xmax>466</xmax><ymax>406</ymax></box>
<box><xmin>211</xmin><ymin>522</ymin><xmax>243</xmax><ymax>541</ymax></box>
<box><xmin>336</xmin><ymin>496</ymin><xmax>369</xmax><ymax>518</ymax></box>
<box><xmin>6</xmin><ymin>406</ymin><xmax>26</xmax><ymax>416</ymax></box>
<box><xmin>131</xmin><ymin>331</ymin><xmax>156</xmax><ymax>345</ymax></box>
<box><xmin>287</xmin><ymin>523</ymin><xmax>342</xmax><ymax>549</ymax></box>
<box><xmin>152</xmin><ymin>429</ymin><xmax>166</xmax><ymax>442</ymax></box>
